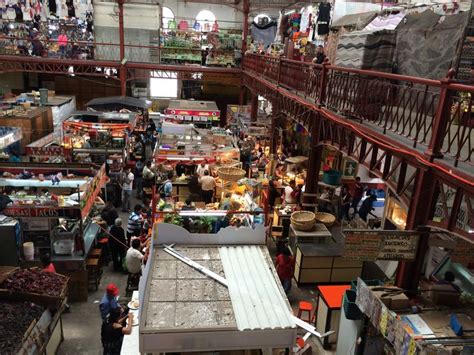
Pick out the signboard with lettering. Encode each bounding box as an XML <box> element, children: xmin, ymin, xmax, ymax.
<box><xmin>3</xmin><ymin>206</ymin><xmax>81</xmax><ymax>219</ymax></box>
<box><xmin>343</xmin><ymin>230</ymin><xmax>420</xmax><ymax>261</ymax></box>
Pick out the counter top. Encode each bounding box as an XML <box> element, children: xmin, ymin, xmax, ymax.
<box><xmin>290</xmin><ymin>224</ymin><xmax>332</xmax><ymax>237</ymax></box>
<box><xmin>297</xmin><ymin>242</ymin><xmax>344</xmax><ymax>257</ymax></box>
<box><xmin>121</xmin><ymin>290</ymin><xmax>139</xmax><ymax>355</ymax></box>
<box><xmin>50</xmin><ymin>222</ymin><xmax>99</xmax><ymax>262</ymax></box>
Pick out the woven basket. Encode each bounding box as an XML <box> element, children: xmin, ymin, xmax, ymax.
<box><xmin>291</xmin><ymin>211</ymin><xmax>316</xmax><ymax>231</ymax></box>
<box><xmin>217</xmin><ymin>167</ymin><xmax>246</xmax><ymax>182</ymax></box>
<box><xmin>314</xmin><ymin>212</ymin><xmax>336</xmax><ymax>228</ymax></box>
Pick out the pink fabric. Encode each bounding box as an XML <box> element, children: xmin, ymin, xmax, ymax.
<box><xmin>58</xmin><ymin>34</ymin><xmax>68</xmax><ymax>47</ymax></box>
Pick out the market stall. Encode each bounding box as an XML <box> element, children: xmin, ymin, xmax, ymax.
<box><xmin>135</xmin><ymin>223</ymin><xmax>296</xmax><ymax>354</ymax></box>
<box><xmin>165</xmin><ymin>100</ymin><xmax>220</xmax><ymax>128</ymax></box>
<box><xmin>0</xmin><ymin>162</ymin><xmax>108</xmax><ymax>301</ymax></box>
<box><xmin>26</xmin><ymin>132</ymin><xmax>67</xmax><ymax>163</ymax></box>
<box><xmin>0</xmin><ymin>106</ymin><xmax>53</xmax><ymax>153</ymax></box>
<box><xmin>62</xmin><ymin>119</ymin><xmax>130</xmax><ymax>177</ymax></box>
<box><xmin>0</xmin><ymin>266</ymin><xmax>68</xmax><ymax>354</ymax></box>
<box><xmin>0</xmin><ymin>126</ymin><xmax>22</xmax><ymax>160</ymax></box>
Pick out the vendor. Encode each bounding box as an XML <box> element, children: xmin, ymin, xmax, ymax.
<box><xmin>196</xmin><ymin>161</ymin><xmax>209</xmax><ymax>177</ymax></box>
<box><xmin>188</xmin><ymin>173</ymin><xmax>202</xmax><ymax>202</ymax></box>
<box><xmin>175</xmin><ymin>161</ymin><xmax>186</xmax><ymax>177</ymax></box>
<box><xmin>283</xmin><ymin>180</ymin><xmax>296</xmax><ymax>205</ymax></box>
<box><xmin>274</xmin><ymin>163</ymin><xmax>285</xmax><ymax>179</ymax></box>
<box><xmin>181</xmin><ymin>198</ymin><xmax>195</xmax><ymax>211</ymax></box>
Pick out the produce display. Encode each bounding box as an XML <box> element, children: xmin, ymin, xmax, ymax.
<box><xmin>1</xmin><ymin>268</ymin><xmax>67</xmax><ymax>297</ymax></box>
<box><xmin>0</xmin><ymin>301</ymin><xmax>44</xmax><ymax>353</ymax></box>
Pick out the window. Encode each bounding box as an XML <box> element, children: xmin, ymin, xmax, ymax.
<box><xmin>162</xmin><ymin>6</ymin><xmax>175</xmax><ymax>29</ymax></box>
<box><xmin>150</xmin><ymin>71</ymin><xmax>178</xmax><ymax>98</ymax></box>
<box><xmin>195</xmin><ymin>10</ymin><xmax>216</xmax><ymax>32</ymax></box>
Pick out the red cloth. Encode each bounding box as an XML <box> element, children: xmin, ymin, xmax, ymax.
<box><xmin>275</xmin><ymin>254</ymin><xmax>294</xmax><ymax>280</ymax></box>
<box><xmin>43</xmin><ymin>263</ymin><xmax>56</xmax><ymax>273</ymax></box>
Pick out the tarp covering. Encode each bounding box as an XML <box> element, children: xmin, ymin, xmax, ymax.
<box><xmin>331</xmin><ymin>11</ymin><xmax>378</xmax><ymax>30</ymax></box>
<box><xmin>394</xmin><ymin>10</ymin><xmax>469</xmax><ymax>80</ymax></box>
<box><xmin>86</xmin><ymin>96</ymin><xmax>149</xmax><ymax>111</ymax></box>
<box><xmin>363</xmin><ymin>12</ymin><xmax>406</xmax><ymax>31</ymax></box>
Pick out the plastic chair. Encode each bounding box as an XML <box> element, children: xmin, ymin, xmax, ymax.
<box><xmin>297</xmin><ymin>301</ymin><xmax>313</xmax><ymax>323</ymax></box>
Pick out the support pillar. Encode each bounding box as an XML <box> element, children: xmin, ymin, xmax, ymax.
<box><xmin>269</xmin><ymin>99</ymin><xmax>279</xmax><ymax>155</ymax></box>
<box><xmin>118</xmin><ymin>0</ymin><xmax>126</xmax><ymax>96</ymax></box>
<box><xmin>395</xmin><ymin>168</ymin><xmax>436</xmax><ymax>292</ymax></box>
<box><xmin>250</xmin><ymin>92</ymin><xmax>258</xmax><ymax>123</ymax></box>
<box><xmin>305</xmin><ymin>115</ymin><xmax>323</xmax><ymax>196</ymax></box>
<box><xmin>242</xmin><ymin>0</ymin><xmax>249</xmax><ymax>54</ymax></box>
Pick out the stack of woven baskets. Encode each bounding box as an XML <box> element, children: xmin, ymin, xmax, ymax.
<box><xmin>217</xmin><ymin>167</ymin><xmax>246</xmax><ymax>182</ymax></box>
<box><xmin>314</xmin><ymin>212</ymin><xmax>336</xmax><ymax>228</ymax></box>
<box><xmin>290</xmin><ymin>211</ymin><xmax>316</xmax><ymax>231</ymax></box>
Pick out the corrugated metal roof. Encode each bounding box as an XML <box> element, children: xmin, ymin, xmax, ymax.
<box><xmin>219</xmin><ymin>246</ymin><xmax>295</xmax><ymax>331</ymax></box>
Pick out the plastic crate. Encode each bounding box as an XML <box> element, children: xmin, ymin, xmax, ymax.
<box><xmin>343</xmin><ymin>290</ymin><xmax>362</xmax><ymax>320</ymax></box>
<box><xmin>322</xmin><ymin>169</ymin><xmax>342</xmax><ymax>185</ymax></box>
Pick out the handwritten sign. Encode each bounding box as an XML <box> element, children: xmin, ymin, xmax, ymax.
<box><xmin>343</xmin><ymin>230</ymin><xmax>419</xmax><ymax>261</ymax></box>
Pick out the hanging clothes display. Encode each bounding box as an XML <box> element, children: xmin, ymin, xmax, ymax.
<box><xmin>300</xmin><ymin>8</ymin><xmax>311</xmax><ymax>33</ymax></box>
<box><xmin>274</xmin><ymin>10</ymin><xmax>283</xmax><ymax>42</ymax></box>
<box><xmin>317</xmin><ymin>2</ymin><xmax>331</xmax><ymax>36</ymax></box>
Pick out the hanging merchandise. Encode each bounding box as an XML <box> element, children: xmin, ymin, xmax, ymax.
<box><xmin>193</xmin><ymin>20</ymin><xmax>201</xmax><ymax>31</ymax></box>
<box><xmin>274</xmin><ymin>10</ymin><xmax>283</xmax><ymax>42</ymax></box>
<box><xmin>178</xmin><ymin>20</ymin><xmax>188</xmax><ymax>30</ymax></box>
<box><xmin>168</xmin><ymin>18</ymin><xmax>176</xmax><ymax>29</ymax></box>
<box><xmin>317</xmin><ymin>2</ymin><xmax>331</xmax><ymax>36</ymax></box>
<box><xmin>300</xmin><ymin>7</ymin><xmax>311</xmax><ymax>33</ymax></box>
<box><xmin>211</xmin><ymin>20</ymin><xmax>218</xmax><ymax>32</ymax></box>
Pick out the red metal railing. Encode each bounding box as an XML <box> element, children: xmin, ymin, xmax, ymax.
<box><xmin>243</xmin><ymin>53</ymin><xmax>473</xmax><ymax>169</ymax></box>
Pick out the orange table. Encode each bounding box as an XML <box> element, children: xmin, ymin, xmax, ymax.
<box><xmin>315</xmin><ymin>284</ymin><xmax>351</xmax><ymax>349</ymax></box>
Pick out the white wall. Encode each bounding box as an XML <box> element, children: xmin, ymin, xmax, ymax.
<box><xmin>94</xmin><ymin>2</ymin><xmax>160</xmax><ymax>30</ymax></box>
<box><xmin>160</xmin><ymin>0</ymin><xmax>243</xmax><ymax>29</ymax></box>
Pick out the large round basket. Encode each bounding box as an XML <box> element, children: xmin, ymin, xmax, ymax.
<box><xmin>314</xmin><ymin>212</ymin><xmax>336</xmax><ymax>228</ymax></box>
<box><xmin>217</xmin><ymin>167</ymin><xmax>246</xmax><ymax>182</ymax></box>
<box><xmin>291</xmin><ymin>211</ymin><xmax>316</xmax><ymax>231</ymax></box>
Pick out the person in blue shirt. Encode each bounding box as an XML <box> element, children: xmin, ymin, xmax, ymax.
<box><xmin>9</xmin><ymin>151</ymin><xmax>21</xmax><ymax>163</ymax></box>
<box><xmin>162</xmin><ymin>172</ymin><xmax>174</xmax><ymax>199</ymax></box>
<box><xmin>99</xmin><ymin>283</ymin><xmax>121</xmax><ymax>322</ymax></box>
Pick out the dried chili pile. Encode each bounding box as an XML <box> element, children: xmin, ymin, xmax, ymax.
<box><xmin>0</xmin><ymin>268</ymin><xmax>66</xmax><ymax>297</ymax></box>
<box><xmin>0</xmin><ymin>301</ymin><xmax>44</xmax><ymax>353</ymax></box>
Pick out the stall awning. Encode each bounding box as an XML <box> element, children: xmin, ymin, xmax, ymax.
<box><xmin>331</xmin><ymin>11</ymin><xmax>378</xmax><ymax>30</ymax></box>
<box><xmin>86</xmin><ymin>96</ymin><xmax>149</xmax><ymax>111</ymax></box>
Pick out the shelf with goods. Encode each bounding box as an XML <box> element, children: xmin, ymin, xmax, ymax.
<box><xmin>158</xmin><ymin>27</ymin><xmax>244</xmax><ymax>66</ymax></box>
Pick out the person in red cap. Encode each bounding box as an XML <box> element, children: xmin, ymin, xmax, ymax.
<box><xmin>99</xmin><ymin>283</ymin><xmax>121</xmax><ymax>322</ymax></box>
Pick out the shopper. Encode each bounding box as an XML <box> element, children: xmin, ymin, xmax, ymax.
<box><xmin>109</xmin><ymin>218</ymin><xmax>126</xmax><ymax>272</ymax></box>
<box><xmin>358</xmin><ymin>193</ymin><xmax>377</xmax><ymax>222</ymax></box>
<box><xmin>134</xmin><ymin>159</ymin><xmax>144</xmax><ymax>199</ymax></box>
<box><xmin>283</xmin><ymin>180</ymin><xmax>296</xmax><ymax>205</ymax></box>
<box><xmin>101</xmin><ymin>307</ymin><xmax>133</xmax><ymax>355</ymax></box>
<box><xmin>99</xmin><ymin>283</ymin><xmax>121</xmax><ymax>322</ymax></box>
<box><xmin>188</xmin><ymin>173</ymin><xmax>202</xmax><ymax>202</ymax></box>
<box><xmin>57</xmin><ymin>29</ymin><xmax>68</xmax><ymax>58</ymax></box>
<box><xmin>31</xmin><ymin>31</ymin><xmax>43</xmax><ymax>57</ymax></box>
<box><xmin>161</xmin><ymin>172</ymin><xmax>174</xmax><ymax>198</ymax></box>
<box><xmin>142</xmin><ymin>160</ymin><xmax>156</xmax><ymax>188</ymax></box>
<box><xmin>126</xmin><ymin>204</ymin><xmax>144</xmax><ymax>242</ymax></box>
<box><xmin>121</xmin><ymin>167</ymin><xmax>134</xmax><ymax>212</ymax></box>
<box><xmin>101</xmin><ymin>201</ymin><xmax>119</xmax><ymax>227</ymax></box>
<box><xmin>40</xmin><ymin>253</ymin><xmax>56</xmax><ymax>273</ymax></box>
<box><xmin>200</xmin><ymin>170</ymin><xmax>216</xmax><ymax>204</ymax></box>
<box><xmin>201</xmin><ymin>47</ymin><xmax>209</xmax><ymax>66</ymax></box>
<box><xmin>268</xmin><ymin>179</ymin><xmax>279</xmax><ymax>210</ymax></box>
<box><xmin>275</xmin><ymin>246</ymin><xmax>294</xmax><ymax>294</ymax></box>
<box><xmin>312</xmin><ymin>45</ymin><xmax>326</xmax><ymax>64</ymax></box>
<box><xmin>339</xmin><ymin>185</ymin><xmax>352</xmax><ymax>221</ymax></box>
<box><xmin>351</xmin><ymin>177</ymin><xmax>364</xmax><ymax>216</ymax></box>
<box><xmin>196</xmin><ymin>161</ymin><xmax>209</xmax><ymax>177</ymax></box>
<box><xmin>125</xmin><ymin>238</ymin><xmax>144</xmax><ymax>275</ymax></box>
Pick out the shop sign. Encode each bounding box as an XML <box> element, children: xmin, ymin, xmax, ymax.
<box><xmin>166</xmin><ymin>109</ymin><xmax>220</xmax><ymax>117</ymax></box>
<box><xmin>26</xmin><ymin>146</ymin><xmax>65</xmax><ymax>156</ymax></box>
<box><xmin>343</xmin><ymin>230</ymin><xmax>419</xmax><ymax>261</ymax></box>
<box><xmin>3</xmin><ymin>206</ymin><xmax>81</xmax><ymax>218</ymax></box>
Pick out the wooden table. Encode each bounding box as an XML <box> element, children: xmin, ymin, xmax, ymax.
<box><xmin>316</xmin><ymin>284</ymin><xmax>351</xmax><ymax>349</ymax></box>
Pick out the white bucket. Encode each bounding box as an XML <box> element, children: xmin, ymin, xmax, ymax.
<box><xmin>23</xmin><ymin>242</ymin><xmax>34</xmax><ymax>261</ymax></box>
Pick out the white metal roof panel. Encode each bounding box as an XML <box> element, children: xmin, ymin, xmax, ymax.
<box><xmin>219</xmin><ymin>245</ymin><xmax>296</xmax><ymax>331</ymax></box>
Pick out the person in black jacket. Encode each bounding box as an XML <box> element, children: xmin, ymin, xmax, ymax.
<box><xmin>101</xmin><ymin>201</ymin><xmax>119</xmax><ymax>227</ymax></box>
<box><xmin>268</xmin><ymin>179</ymin><xmax>279</xmax><ymax>210</ymax></box>
<box><xmin>358</xmin><ymin>194</ymin><xmax>377</xmax><ymax>222</ymax></box>
<box><xmin>109</xmin><ymin>218</ymin><xmax>127</xmax><ymax>271</ymax></box>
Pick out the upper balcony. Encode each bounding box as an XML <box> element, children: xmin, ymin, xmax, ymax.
<box><xmin>243</xmin><ymin>53</ymin><xmax>474</xmax><ymax>177</ymax></box>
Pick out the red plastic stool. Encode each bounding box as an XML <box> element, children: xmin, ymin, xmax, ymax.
<box><xmin>296</xmin><ymin>336</ymin><xmax>305</xmax><ymax>349</ymax></box>
<box><xmin>297</xmin><ymin>301</ymin><xmax>313</xmax><ymax>323</ymax></box>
